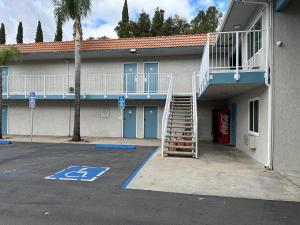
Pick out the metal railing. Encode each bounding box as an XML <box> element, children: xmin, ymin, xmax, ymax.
<box><xmin>2</xmin><ymin>73</ymin><xmax>172</xmax><ymax>98</ymax></box>
<box><xmin>161</xmin><ymin>75</ymin><xmax>173</xmax><ymax>156</ymax></box>
<box><xmin>198</xmin><ymin>30</ymin><xmax>267</xmax><ymax>94</ymax></box>
<box><xmin>192</xmin><ymin>74</ymin><xmax>198</xmax><ymax>158</ymax></box>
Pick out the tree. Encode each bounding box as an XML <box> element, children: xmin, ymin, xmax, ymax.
<box><xmin>162</xmin><ymin>17</ymin><xmax>174</xmax><ymax>36</ymax></box>
<box><xmin>52</xmin><ymin>0</ymin><xmax>92</xmax><ymax>142</ymax></box>
<box><xmin>137</xmin><ymin>10</ymin><xmax>151</xmax><ymax>37</ymax></box>
<box><xmin>16</xmin><ymin>22</ymin><xmax>23</xmax><ymax>44</ymax></box>
<box><xmin>54</xmin><ymin>15</ymin><xmax>63</xmax><ymax>41</ymax></box>
<box><xmin>35</xmin><ymin>21</ymin><xmax>44</xmax><ymax>43</ymax></box>
<box><xmin>115</xmin><ymin>0</ymin><xmax>132</xmax><ymax>38</ymax></box>
<box><xmin>0</xmin><ymin>47</ymin><xmax>20</xmax><ymax>139</ymax></box>
<box><xmin>0</xmin><ymin>23</ymin><xmax>5</xmax><ymax>44</ymax></box>
<box><xmin>173</xmin><ymin>15</ymin><xmax>191</xmax><ymax>35</ymax></box>
<box><xmin>191</xmin><ymin>6</ymin><xmax>222</xmax><ymax>34</ymax></box>
<box><xmin>151</xmin><ymin>8</ymin><xmax>165</xmax><ymax>36</ymax></box>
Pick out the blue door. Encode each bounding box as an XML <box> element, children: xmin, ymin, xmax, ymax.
<box><xmin>144</xmin><ymin>106</ymin><xmax>158</xmax><ymax>139</ymax></box>
<box><xmin>230</xmin><ymin>103</ymin><xmax>237</xmax><ymax>146</ymax></box>
<box><xmin>123</xmin><ymin>106</ymin><xmax>136</xmax><ymax>138</ymax></box>
<box><xmin>1</xmin><ymin>67</ymin><xmax>8</xmax><ymax>94</ymax></box>
<box><xmin>2</xmin><ymin>105</ymin><xmax>8</xmax><ymax>135</ymax></box>
<box><xmin>124</xmin><ymin>64</ymin><xmax>137</xmax><ymax>93</ymax></box>
<box><xmin>144</xmin><ymin>63</ymin><xmax>158</xmax><ymax>93</ymax></box>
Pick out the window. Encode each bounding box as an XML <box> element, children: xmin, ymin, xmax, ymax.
<box><xmin>249</xmin><ymin>99</ymin><xmax>259</xmax><ymax>135</ymax></box>
<box><xmin>247</xmin><ymin>17</ymin><xmax>262</xmax><ymax>59</ymax></box>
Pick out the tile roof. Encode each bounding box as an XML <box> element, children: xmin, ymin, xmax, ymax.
<box><xmin>0</xmin><ymin>34</ymin><xmax>208</xmax><ymax>54</ymax></box>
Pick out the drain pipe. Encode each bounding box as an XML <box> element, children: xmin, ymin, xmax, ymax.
<box><xmin>265</xmin><ymin>0</ymin><xmax>274</xmax><ymax>170</ymax></box>
<box><xmin>242</xmin><ymin>0</ymin><xmax>273</xmax><ymax>170</ymax></box>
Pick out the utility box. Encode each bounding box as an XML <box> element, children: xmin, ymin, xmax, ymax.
<box><xmin>248</xmin><ymin>135</ymin><xmax>257</xmax><ymax>149</ymax></box>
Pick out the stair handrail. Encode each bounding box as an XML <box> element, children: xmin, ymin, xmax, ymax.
<box><xmin>161</xmin><ymin>74</ymin><xmax>173</xmax><ymax>157</ymax></box>
<box><xmin>192</xmin><ymin>74</ymin><xmax>198</xmax><ymax>158</ymax></box>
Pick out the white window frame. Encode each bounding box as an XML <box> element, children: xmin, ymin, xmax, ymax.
<box><xmin>248</xmin><ymin>97</ymin><xmax>260</xmax><ymax>136</ymax></box>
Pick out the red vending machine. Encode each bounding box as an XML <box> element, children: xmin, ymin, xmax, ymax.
<box><xmin>218</xmin><ymin>107</ymin><xmax>230</xmax><ymax>144</ymax></box>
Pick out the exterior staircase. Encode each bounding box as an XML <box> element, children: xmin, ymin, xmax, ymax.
<box><xmin>162</xmin><ymin>95</ymin><xmax>197</xmax><ymax>158</ymax></box>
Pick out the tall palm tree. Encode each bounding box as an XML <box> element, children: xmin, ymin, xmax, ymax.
<box><xmin>0</xmin><ymin>47</ymin><xmax>20</xmax><ymax>139</ymax></box>
<box><xmin>52</xmin><ymin>0</ymin><xmax>92</xmax><ymax>142</ymax></box>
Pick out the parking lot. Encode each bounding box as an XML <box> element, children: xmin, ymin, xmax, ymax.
<box><xmin>0</xmin><ymin>143</ymin><xmax>299</xmax><ymax>225</ymax></box>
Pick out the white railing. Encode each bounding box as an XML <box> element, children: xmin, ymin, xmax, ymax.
<box><xmin>161</xmin><ymin>75</ymin><xmax>173</xmax><ymax>156</ymax></box>
<box><xmin>2</xmin><ymin>73</ymin><xmax>172</xmax><ymax>97</ymax></box>
<box><xmin>208</xmin><ymin>30</ymin><xmax>266</xmax><ymax>71</ymax></box>
<box><xmin>192</xmin><ymin>74</ymin><xmax>198</xmax><ymax>158</ymax></box>
<box><xmin>198</xmin><ymin>30</ymin><xmax>267</xmax><ymax>94</ymax></box>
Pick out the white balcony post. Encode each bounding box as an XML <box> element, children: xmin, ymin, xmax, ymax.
<box><xmin>125</xmin><ymin>73</ymin><xmax>128</xmax><ymax>98</ymax></box>
<box><xmin>6</xmin><ymin>75</ymin><xmax>9</xmax><ymax>98</ymax></box>
<box><xmin>63</xmin><ymin>75</ymin><xmax>65</xmax><ymax>98</ymax></box>
<box><xmin>105</xmin><ymin>74</ymin><xmax>107</xmax><ymax>98</ymax></box>
<box><xmin>43</xmin><ymin>75</ymin><xmax>46</xmax><ymax>98</ymax></box>
<box><xmin>147</xmin><ymin>73</ymin><xmax>150</xmax><ymax>98</ymax></box>
<box><xmin>207</xmin><ymin>33</ymin><xmax>210</xmax><ymax>81</ymax></box>
<box><xmin>235</xmin><ymin>32</ymin><xmax>240</xmax><ymax>80</ymax></box>
<box><xmin>24</xmin><ymin>76</ymin><xmax>27</xmax><ymax>98</ymax></box>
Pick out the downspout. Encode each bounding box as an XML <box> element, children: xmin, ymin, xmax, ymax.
<box><xmin>265</xmin><ymin>0</ymin><xmax>274</xmax><ymax>170</ymax></box>
<box><xmin>243</xmin><ymin>0</ymin><xmax>273</xmax><ymax>170</ymax></box>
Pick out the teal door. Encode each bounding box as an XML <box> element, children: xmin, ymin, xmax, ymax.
<box><xmin>144</xmin><ymin>63</ymin><xmax>158</xmax><ymax>92</ymax></box>
<box><xmin>230</xmin><ymin>103</ymin><xmax>237</xmax><ymax>146</ymax></box>
<box><xmin>123</xmin><ymin>106</ymin><xmax>136</xmax><ymax>138</ymax></box>
<box><xmin>1</xmin><ymin>67</ymin><xmax>8</xmax><ymax>94</ymax></box>
<box><xmin>144</xmin><ymin>106</ymin><xmax>158</xmax><ymax>139</ymax></box>
<box><xmin>124</xmin><ymin>64</ymin><xmax>137</xmax><ymax>93</ymax></box>
<box><xmin>2</xmin><ymin>105</ymin><xmax>8</xmax><ymax>135</ymax></box>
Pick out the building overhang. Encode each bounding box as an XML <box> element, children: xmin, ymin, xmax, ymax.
<box><xmin>219</xmin><ymin>0</ymin><xmax>268</xmax><ymax>32</ymax></box>
<box><xmin>20</xmin><ymin>46</ymin><xmax>203</xmax><ymax>61</ymax></box>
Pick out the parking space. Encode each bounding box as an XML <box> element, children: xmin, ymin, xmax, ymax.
<box><xmin>0</xmin><ymin>143</ymin><xmax>299</xmax><ymax>225</ymax></box>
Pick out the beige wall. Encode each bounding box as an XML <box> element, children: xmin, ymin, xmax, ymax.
<box><xmin>6</xmin><ymin>100</ymin><xmax>164</xmax><ymax>139</ymax></box>
<box><xmin>9</xmin><ymin>55</ymin><xmax>201</xmax><ymax>94</ymax></box>
<box><xmin>272</xmin><ymin>0</ymin><xmax>300</xmax><ymax>172</ymax></box>
<box><xmin>229</xmin><ymin>86</ymin><xmax>269</xmax><ymax>165</ymax></box>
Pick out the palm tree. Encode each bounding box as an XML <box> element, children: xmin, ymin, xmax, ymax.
<box><xmin>52</xmin><ymin>0</ymin><xmax>92</xmax><ymax>142</ymax></box>
<box><xmin>0</xmin><ymin>47</ymin><xmax>20</xmax><ymax>139</ymax></box>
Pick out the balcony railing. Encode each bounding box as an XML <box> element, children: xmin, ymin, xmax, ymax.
<box><xmin>2</xmin><ymin>73</ymin><xmax>172</xmax><ymax>98</ymax></box>
<box><xmin>198</xmin><ymin>30</ymin><xmax>268</xmax><ymax>93</ymax></box>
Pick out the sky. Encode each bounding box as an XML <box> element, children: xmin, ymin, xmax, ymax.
<box><xmin>0</xmin><ymin>0</ymin><xmax>228</xmax><ymax>44</ymax></box>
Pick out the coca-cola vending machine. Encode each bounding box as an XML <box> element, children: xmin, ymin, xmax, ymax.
<box><xmin>218</xmin><ymin>107</ymin><xmax>230</xmax><ymax>144</ymax></box>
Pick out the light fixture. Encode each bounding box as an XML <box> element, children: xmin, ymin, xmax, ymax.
<box><xmin>130</xmin><ymin>48</ymin><xmax>137</xmax><ymax>54</ymax></box>
<box><xmin>233</xmin><ymin>24</ymin><xmax>242</xmax><ymax>29</ymax></box>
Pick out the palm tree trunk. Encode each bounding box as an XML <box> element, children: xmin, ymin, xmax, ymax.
<box><xmin>0</xmin><ymin>68</ymin><xmax>2</xmax><ymax>140</ymax></box>
<box><xmin>72</xmin><ymin>20</ymin><xmax>81</xmax><ymax>142</ymax></box>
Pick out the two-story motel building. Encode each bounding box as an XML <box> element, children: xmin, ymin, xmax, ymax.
<box><xmin>1</xmin><ymin>0</ymin><xmax>299</xmax><ymax>174</ymax></box>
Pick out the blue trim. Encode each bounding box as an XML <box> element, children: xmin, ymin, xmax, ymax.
<box><xmin>96</xmin><ymin>144</ymin><xmax>136</xmax><ymax>150</ymax></box>
<box><xmin>275</xmin><ymin>0</ymin><xmax>291</xmax><ymax>11</ymax></box>
<box><xmin>2</xmin><ymin>94</ymin><xmax>167</xmax><ymax>100</ymax></box>
<box><xmin>121</xmin><ymin>147</ymin><xmax>158</xmax><ymax>189</ymax></box>
<box><xmin>0</xmin><ymin>140</ymin><xmax>11</xmax><ymax>145</ymax></box>
<box><xmin>210</xmin><ymin>71</ymin><xmax>265</xmax><ymax>84</ymax></box>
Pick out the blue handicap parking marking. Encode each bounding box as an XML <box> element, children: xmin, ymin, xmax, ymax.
<box><xmin>45</xmin><ymin>166</ymin><xmax>110</xmax><ymax>182</ymax></box>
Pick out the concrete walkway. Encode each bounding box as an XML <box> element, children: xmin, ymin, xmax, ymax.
<box><xmin>127</xmin><ymin>141</ymin><xmax>300</xmax><ymax>202</ymax></box>
<box><xmin>4</xmin><ymin>135</ymin><xmax>160</xmax><ymax>147</ymax></box>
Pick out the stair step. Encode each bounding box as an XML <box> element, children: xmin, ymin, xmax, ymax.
<box><xmin>165</xmin><ymin>140</ymin><xmax>194</xmax><ymax>144</ymax></box>
<box><xmin>164</xmin><ymin>151</ymin><xmax>195</xmax><ymax>156</ymax></box>
<box><xmin>169</xmin><ymin>118</ymin><xmax>193</xmax><ymax>121</ymax></box>
<box><xmin>168</xmin><ymin>121</ymin><xmax>193</xmax><ymax>124</ymax></box>
<box><xmin>167</xmin><ymin>130</ymin><xmax>193</xmax><ymax>134</ymax></box>
<box><xmin>166</xmin><ymin>134</ymin><xmax>193</xmax><ymax>138</ymax></box>
<box><xmin>168</xmin><ymin>125</ymin><xmax>193</xmax><ymax>129</ymax></box>
<box><xmin>169</xmin><ymin>114</ymin><xmax>193</xmax><ymax>117</ymax></box>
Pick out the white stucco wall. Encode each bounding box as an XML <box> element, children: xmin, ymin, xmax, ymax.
<box><xmin>229</xmin><ymin>86</ymin><xmax>269</xmax><ymax>166</ymax></box>
<box><xmin>8</xmin><ymin>55</ymin><xmax>201</xmax><ymax>94</ymax></box>
<box><xmin>272</xmin><ymin>0</ymin><xmax>300</xmax><ymax>172</ymax></box>
<box><xmin>5</xmin><ymin>100</ymin><xmax>164</xmax><ymax>139</ymax></box>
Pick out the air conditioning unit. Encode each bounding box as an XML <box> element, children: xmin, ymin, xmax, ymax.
<box><xmin>244</xmin><ymin>135</ymin><xmax>257</xmax><ymax>149</ymax></box>
<box><xmin>248</xmin><ymin>135</ymin><xmax>257</xmax><ymax>149</ymax></box>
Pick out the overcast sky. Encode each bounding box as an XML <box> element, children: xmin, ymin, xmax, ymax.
<box><xmin>0</xmin><ymin>0</ymin><xmax>228</xmax><ymax>44</ymax></box>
